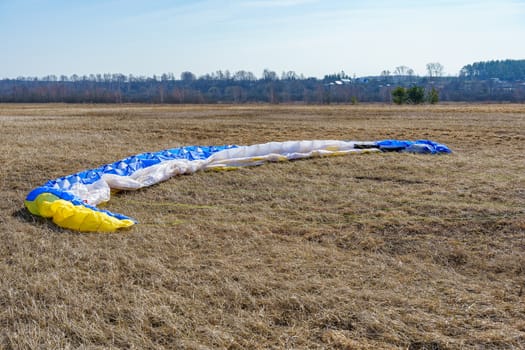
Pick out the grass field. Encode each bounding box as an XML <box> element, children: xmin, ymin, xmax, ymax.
<box><xmin>0</xmin><ymin>103</ymin><xmax>524</xmax><ymax>349</ymax></box>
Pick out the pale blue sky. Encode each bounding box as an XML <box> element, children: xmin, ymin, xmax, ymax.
<box><xmin>1</xmin><ymin>0</ymin><xmax>524</xmax><ymax>78</ymax></box>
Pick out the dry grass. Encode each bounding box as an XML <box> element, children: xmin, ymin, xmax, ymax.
<box><xmin>0</xmin><ymin>103</ymin><xmax>524</xmax><ymax>349</ymax></box>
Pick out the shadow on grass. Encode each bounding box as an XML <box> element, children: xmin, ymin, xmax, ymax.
<box><xmin>11</xmin><ymin>206</ymin><xmax>135</xmax><ymax>234</ymax></box>
<box><xmin>11</xmin><ymin>207</ymin><xmax>66</xmax><ymax>233</ymax></box>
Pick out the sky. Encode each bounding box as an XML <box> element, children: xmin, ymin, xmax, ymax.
<box><xmin>1</xmin><ymin>0</ymin><xmax>525</xmax><ymax>79</ymax></box>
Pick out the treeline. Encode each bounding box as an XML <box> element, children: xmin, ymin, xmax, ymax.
<box><xmin>460</xmin><ymin>59</ymin><xmax>525</xmax><ymax>81</ymax></box>
<box><xmin>0</xmin><ymin>71</ymin><xmax>380</xmax><ymax>104</ymax></box>
<box><xmin>0</xmin><ymin>71</ymin><xmax>327</xmax><ymax>104</ymax></box>
<box><xmin>1</xmin><ymin>60</ymin><xmax>525</xmax><ymax>104</ymax></box>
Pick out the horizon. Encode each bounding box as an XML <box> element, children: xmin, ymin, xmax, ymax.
<box><xmin>2</xmin><ymin>0</ymin><xmax>525</xmax><ymax>79</ymax></box>
<box><xmin>2</xmin><ymin>59</ymin><xmax>523</xmax><ymax>81</ymax></box>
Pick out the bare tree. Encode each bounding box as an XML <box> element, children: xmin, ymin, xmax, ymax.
<box><xmin>394</xmin><ymin>66</ymin><xmax>411</xmax><ymax>76</ymax></box>
<box><xmin>281</xmin><ymin>71</ymin><xmax>299</xmax><ymax>80</ymax></box>
<box><xmin>180</xmin><ymin>71</ymin><xmax>196</xmax><ymax>82</ymax></box>
<box><xmin>233</xmin><ymin>70</ymin><xmax>256</xmax><ymax>81</ymax></box>
<box><xmin>426</xmin><ymin>62</ymin><xmax>444</xmax><ymax>78</ymax></box>
<box><xmin>262</xmin><ymin>69</ymin><xmax>278</xmax><ymax>81</ymax></box>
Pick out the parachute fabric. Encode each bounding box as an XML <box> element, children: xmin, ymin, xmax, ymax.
<box><xmin>24</xmin><ymin>139</ymin><xmax>451</xmax><ymax>232</ymax></box>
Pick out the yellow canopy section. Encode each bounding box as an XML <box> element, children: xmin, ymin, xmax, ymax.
<box><xmin>25</xmin><ymin>193</ymin><xmax>134</xmax><ymax>232</ymax></box>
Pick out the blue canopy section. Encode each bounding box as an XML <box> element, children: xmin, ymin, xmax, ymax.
<box><xmin>376</xmin><ymin>140</ymin><xmax>451</xmax><ymax>154</ymax></box>
<box><xmin>26</xmin><ymin>144</ymin><xmax>238</xmax><ymax>203</ymax></box>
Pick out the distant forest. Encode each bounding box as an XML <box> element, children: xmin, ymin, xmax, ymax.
<box><xmin>2</xmin><ymin>59</ymin><xmax>525</xmax><ymax>104</ymax></box>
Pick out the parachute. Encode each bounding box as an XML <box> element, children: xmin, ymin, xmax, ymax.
<box><xmin>24</xmin><ymin>139</ymin><xmax>451</xmax><ymax>232</ymax></box>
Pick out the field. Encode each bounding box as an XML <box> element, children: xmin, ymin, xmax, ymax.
<box><xmin>0</xmin><ymin>103</ymin><xmax>524</xmax><ymax>349</ymax></box>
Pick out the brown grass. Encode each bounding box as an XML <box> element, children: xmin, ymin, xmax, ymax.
<box><xmin>1</xmin><ymin>103</ymin><xmax>524</xmax><ymax>349</ymax></box>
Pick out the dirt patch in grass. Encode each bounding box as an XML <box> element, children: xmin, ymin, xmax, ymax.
<box><xmin>1</xmin><ymin>103</ymin><xmax>524</xmax><ymax>349</ymax></box>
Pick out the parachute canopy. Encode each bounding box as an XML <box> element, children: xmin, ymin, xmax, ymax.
<box><xmin>24</xmin><ymin>139</ymin><xmax>451</xmax><ymax>232</ymax></box>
